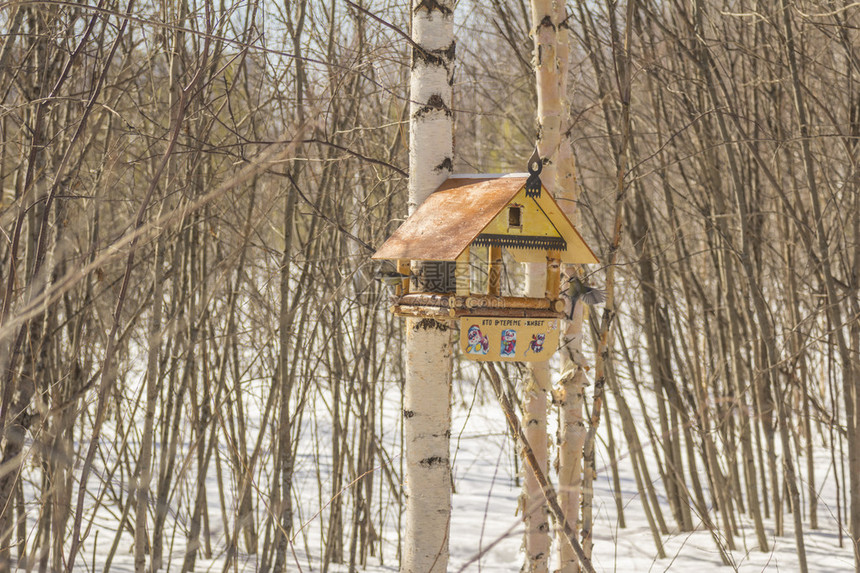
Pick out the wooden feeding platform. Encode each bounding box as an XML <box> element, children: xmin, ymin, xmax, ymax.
<box><xmin>373</xmin><ymin>164</ymin><xmax>597</xmax><ymax>362</ymax></box>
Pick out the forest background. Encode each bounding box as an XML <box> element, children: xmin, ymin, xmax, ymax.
<box><xmin>0</xmin><ymin>0</ymin><xmax>858</xmax><ymax>572</ymax></box>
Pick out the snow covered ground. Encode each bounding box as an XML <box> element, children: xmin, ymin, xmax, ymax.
<box><xmin>442</xmin><ymin>387</ymin><xmax>855</xmax><ymax>573</ymax></box>
<box><xmin>295</xmin><ymin>378</ymin><xmax>855</xmax><ymax>573</ymax></box>
<box><xmin>43</xmin><ymin>375</ymin><xmax>855</xmax><ymax>572</ymax></box>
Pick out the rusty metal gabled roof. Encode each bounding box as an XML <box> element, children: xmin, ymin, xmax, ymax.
<box><xmin>372</xmin><ymin>175</ymin><xmax>527</xmax><ymax>262</ymax></box>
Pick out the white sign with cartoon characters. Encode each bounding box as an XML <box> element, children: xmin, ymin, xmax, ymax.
<box><xmin>460</xmin><ymin>317</ymin><xmax>559</xmax><ymax>362</ymax></box>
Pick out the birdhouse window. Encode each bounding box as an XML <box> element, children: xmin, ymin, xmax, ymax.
<box><xmin>508</xmin><ymin>205</ymin><xmax>522</xmax><ymax>229</ymax></box>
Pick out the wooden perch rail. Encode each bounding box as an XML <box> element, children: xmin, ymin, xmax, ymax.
<box><xmin>392</xmin><ymin>293</ymin><xmax>565</xmax><ymax>311</ymax></box>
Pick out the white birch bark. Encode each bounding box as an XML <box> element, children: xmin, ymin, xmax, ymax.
<box><xmin>403</xmin><ymin>324</ymin><xmax>452</xmax><ymax>573</ymax></box>
<box><xmin>522</xmin><ymin>1</ymin><xmax>564</xmax><ymax>570</ymax></box>
<box><xmin>402</xmin><ymin>2</ymin><xmax>455</xmax><ymax>572</ymax></box>
<box><xmin>521</xmin><ymin>361</ymin><xmax>551</xmax><ymax>572</ymax></box>
<box><xmin>553</xmin><ymin>4</ymin><xmax>588</xmax><ymax>571</ymax></box>
<box><xmin>556</xmin><ymin>292</ymin><xmax>586</xmax><ymax>573</ymax></box>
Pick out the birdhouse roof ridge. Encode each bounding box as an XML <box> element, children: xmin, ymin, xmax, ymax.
<box><xmin>449</xmin><ymin>172</ymin><xmax>529</xmax><ymax>179</ymax></box>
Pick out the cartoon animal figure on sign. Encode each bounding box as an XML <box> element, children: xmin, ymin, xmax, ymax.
<box><xmin>466</xmin><ymin>325</ymin><xmax>489</xmax><ymax>355</ymax></box>
<box><xmin>524</xmin><ymin>333</ymin><xmax>546</xmax><ymax>356</ymax></box>
<box><xmin>500</xmin><ymin>329</ymin><xmax>517</xmax><ymax>357</ymax></box>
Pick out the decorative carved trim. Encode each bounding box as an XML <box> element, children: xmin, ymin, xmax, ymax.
<box><xmin>473</xmin><ymin>233</ymin><xmax>567</xmax><ymax>251</ymax></box>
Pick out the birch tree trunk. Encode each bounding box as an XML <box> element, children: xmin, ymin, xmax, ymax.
<box><xmin>524</xmin><ymin>2</ymin><xmax>587</xmax><ymax>571</ymax></box>
<box><xmin>521</xmin><ymin>2</ymin><xmax>565</xmax><ymax>569</ymax></box>
<box><xmin>551</xmin><ymin>3</ymin><xmax>589</xmax><ymax>571</ymax></box>
<box><xmin>402</xmin><ymin>1</ymin><xmax>455</xmax><ymax>571</ymax></box>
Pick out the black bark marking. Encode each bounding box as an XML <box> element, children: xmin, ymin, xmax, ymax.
<box><xmin>414</xmin><ymin>0</ymin><xmax>452</xmax><ymax>16</ymax></box>
<box><xmin>419</xmin><ymin>456</ymin><xmax>447</xmax><ymax>468</ymax></box>
<box><xmin>538</xmin><ymin>15</ymin><xmax>555</xmax><ymax>30</ymax></box>
<box><xmin>434</xmin><ymin>157</ymin><xmax>452</xmax><ymax>172</ymax></box>
<box><xmin>413</xmin><ymin>93</ymin><xmax>452</xmax><ymax>119</ymax></box>
<box><xmin>412</xmin><ymin>41</ymin><xmax>455</xmax><ymax>69</ymax></box>
<box><xmin>426</xmin><ymin>93</ymin><xmax>446</xmax><ymax>109</ymax></box>
<box><xmin>414</xmin><ymin>318</ymin><xmax>449</xmax><ymax>331</ymax></box>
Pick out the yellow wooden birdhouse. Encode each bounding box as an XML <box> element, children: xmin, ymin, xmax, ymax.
<box><xmin>372</xmin><ymin>159</ymin><xmax>598</xmax><ymax>362</ymax></box>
